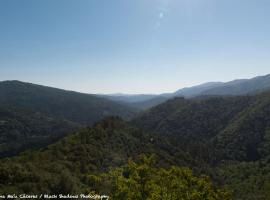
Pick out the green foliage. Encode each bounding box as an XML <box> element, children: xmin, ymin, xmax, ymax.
<box><xmin>0</xmin><ymin>80</ymin><xmax>137</xmax><ymax>125</ymax></box>
<box><xmin>133</xmin><ymin>93</ymin><xmax>270</xmax><ymax>163</ymax></box>
<box><xmin>0</xmin><ymin>107</ymin><xmax>79</xmax><ymax>158</ymax></box>
<box><xmin>0</xmin><ymin>117</ymin><xmax>190</xmax><ymax>194</ymax></box>
<box><xmin>213</xmin><ymin>92</ymin><xmax>270</xmax><ymax>162</ymax></box>
<box><xmin>94</xmin><ymin>155</ymin><xmax>231</xmax><ymax>200</ymax></box>
<box><xmin>214</xmin><ymin>161</ymin><xmax>270</xmax><ymax>200</ymax></box>
<box><xmin>0</xmin><ymin>80</ymin><xmax>137</xmax><ymax>156</ymax></box>
<box><xmin>1</xmin><ymin>85</ymin><xmax>270</xmax><ymax>200</ymax></box>
<box><xmin>132</xmin><ymin>93</ymin><xmax>270</xmax><ymax>199</ymax></box>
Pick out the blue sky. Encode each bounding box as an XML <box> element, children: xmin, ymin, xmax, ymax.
<box><xmin>0</xmin><ymin>0</ymin><xmax>270</xmax><ymax>94</ymax></box>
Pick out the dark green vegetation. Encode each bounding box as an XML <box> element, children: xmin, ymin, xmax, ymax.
<box><xmin>0</xmin><ymin>81</ymin><xmax>136</xmax><ymax>125</ymax></box>
<box><xmin>92</xmin><ymin>155</ymin><xmax>231</xmax><ymax>200</ymax></box>
<box><xmin>133</xmin><ymin>93</ymin><xmax>270</xmax><ymax>162</ymax></box>
<box><xmin>1</xmin><ymin>79</ymin><xmax>270</xmax><ymax>199</ymax></box>
<box><xmin>0</xmin><ymin>81</ymin><xmax>137</xmax><ymax>157</ymax></box>
<box><xmin>133</xmin><ymin>92</ymin><xmax>270</xmax><ymax>199</ymax></box>
<box><xmin>0</xmin><ymin>117</ymin><xmax>192</xmax><ymax>194</ymax></box>
<box><xmin>0</xmin><ymin>107</ymin><xmax>79</xmax><ymax>158</ymax></box>
<box><xmin>0</xmin><ymin>117</ymin><xmax>231</xmax><ymax>199</ymax></box>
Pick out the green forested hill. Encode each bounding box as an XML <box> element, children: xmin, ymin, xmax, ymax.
<box><xmin>132</xmin><ymin>92</ymin><xmax>270</xmax><ymax>199</ymax></box>
<box><xmin>0</xmin><ymin>117</ymin><xmax>198</xmax><ymax>195</ymax></box>
<box><xmin>0</xmin><ymin>107</ymin><xmax>80</xmax><ymax>158</ymax></box>
<box><xmin>132</xmin><ymin>96</ymin><xmax>254</xmax><ymax>162</ymax></box>
<box><xmin>0</xmin><ymin>80</ymin><xmax>137</xmax><ymax>157</ymax></box>
<box><xmin>211</xmin><ymin>92</ymin><xmax>270</xmax><ymax>162</ymax></box>
<box><xmin>132</xmin><ymin>93</ymin><xmax>270</xmax><ymax>162</ymax></box>
<box><xmin>0</xmin><ymin>115</ymin><xmax>269</xmax><ymax>199</ymax></box>
<box><xmin>1</xmin><ymin>82</ymin><xmax>270</xmax><ymax>199</ymax></box>
<box><xmin>132</xmin><ymin>96</ymin><xmax>253</xmax><ymax>138</ymax></box>
<box><xmin>0</xmin><ymin>81</ymin><xmax>137</xmax><ymax>125</ymax></box>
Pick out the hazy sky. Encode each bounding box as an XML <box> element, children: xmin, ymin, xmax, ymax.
<box><xmin>0</xmin><ymin>0</ymin><xmax>270</xmax><ymax>94</ymax></box>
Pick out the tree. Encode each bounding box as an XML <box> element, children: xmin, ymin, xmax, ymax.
<box><xmin>95</xmin><ymin>155</ymin><xmax>232</xmax><ymax>200</ymax></box>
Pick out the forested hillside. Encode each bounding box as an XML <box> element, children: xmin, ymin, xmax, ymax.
<box><xmin>0</xmin><ymin>117</ymin><xmax>202</xmax><ymax>195</ymax></box>
<box><xmin>0</xmin><ymin>81</ymin><xmax>137</xmax><ymax>125</ymax></box>
<box><xmin>132</xmin><ymin>96</ymin><xmax>253</xmax><ymax>145</ymax></box>
<box><xmin>0</xmin><ymin>107</ymin><xmax>79</xmax><ymax>158</ymax></box>
<box><xmin>1</xmin><ymin>0</ymin><xmax>269</xmax><ymax>198</ymax></box>
<box><xmin>132</xmin><ymin>92</ymin><xmax>270</xmax><ymax>163</ymax></box>
<box><xmin>1</xmin><ymin>81</ymin><xmax>270</xmax><ymax>199</ymax></box>
<box><xmin>0</xmin><ymin>107</ymin><xmax>269</xmax><ymax>199</ymax></box>
<box><xmin>132</xmin><ymin>91</ymin><xmax>270</xmax><ymax>199</ymax></box>
<box><xmin>0</xmin><ymin>81</ymin><xmax>137</xmax><ymax>157</ymax></box>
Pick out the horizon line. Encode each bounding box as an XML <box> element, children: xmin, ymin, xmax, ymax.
<box><xmin>0</xmin><ymin>72</ymin><xmax>269</xmax><ymax>95</ymax></box>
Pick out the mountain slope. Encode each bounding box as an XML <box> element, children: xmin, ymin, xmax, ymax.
<box><xmin>0</xmin><ymin>107</ymin><xmax>80</xmax><ymax>158</ymax></box>
<box><xmin>132</xmin><ymin>92</ymin><xmax>270</xmax><ymax>163</ymax></box>
<box><xmin>98</xmin><ymin>94</ymin><xmax>167</xmax><ymax>110</ymax></box>
<box><xmin>0</xmin><ymin>117</ymin><xmax>193</xmax><ymax>194</ymax></box>
<box><xmin>0</xmin><ymin>81</ymin><xmax>137</xmax><ymax>125</ymax></box>
<box><xmin>132</xmin><ymin>93</ymin><xmax>270</xmax><ymax>199</ymax></box>
<box><xmin>0</xmin><ymin>80</ymin><xmax>137</xmax><ymax>157</ymax></box>
<box><xmin>132</xmin><ymin>96</ymin><xmax>253</xmax><ymax>141</ymax></box>
<box><xmin>129</xmin><ymin>96</ymin><xmax>170</xmax><ymax>110</ymax></box>
<box><xmin>101</xmin><ymin>74</ymin><xmax>270</xmax><ymax>110</ymax></box>
<box><xmin>173</xmin><ymin>82</ymin><xmax>224</xmax><ymax>97</ymax></box>
<box><xmin>99</xmin><ymin>94</ymin><xmax>159</xmax><ymax>104</ymax></box>
<box><xmin>173</xmin><ymin>74</ymin><xmax>270</xmax><ymax>98</ymax></box>
<box><xmin>0</xmin><ymin>114</ymin><xmax>269</xmax><ymax>199</ymax></box>
<box><xmin>202</xmin><ymin>74</ymin><xmax>270</xmax><ymax>96</ymax></box>
<box><xmin>212</xmin><ymin>91</ymin><xmax>270</xmax><ymax>161</ymax></box>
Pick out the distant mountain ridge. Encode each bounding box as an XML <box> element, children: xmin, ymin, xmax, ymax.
<box><xmin>0</xmin><ymin>80</ymin><xmax>137</xmax><ymax>125</ymax></box>
<box><xmin>173</xmin><ymin>82</ymin><xmax>224</xmax><ymax>97</ymax></box>
<box><xmin>101</xmin><ymin>73</ymin><xmax>270</xmax><ymax>110</ymax></box>
<box><xmin>98</xmin><ymin>94</ymin><xmax>159</xmax><ymax>104</ymax></box>
<box><xmin>202</xmin><ymin>74</ymin><xmax>270</xmax><ymax>96</ymax></box>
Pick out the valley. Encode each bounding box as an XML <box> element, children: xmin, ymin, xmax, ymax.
<box><xmin>1</xmin><ymin>75</ymin><xmax>270</xmax><ymax>199</ymax></box>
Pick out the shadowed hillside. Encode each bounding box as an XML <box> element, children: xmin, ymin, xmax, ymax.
<box><xmin>0</xmin><ymin>81</ymin><xmax>137</xmax><ymax>157</ymax></box>
<box><xmin>0</xmin><ymin>81</ymin><xmax>137</xmax><ymax>125</ymax></box>
<box><xmin>0</xmin><ymin>107</ymin><xmax>80</xmax><ymax>158</ymax></box>
<box><xmin>132</xmin><ymin>92</ymin><xmax>270</xmax><ymax>199</ymax></box>
<box><xmin>0</xmin><ymin>117</ymin><xmax>195</xmax><ymax>195</ymax></box>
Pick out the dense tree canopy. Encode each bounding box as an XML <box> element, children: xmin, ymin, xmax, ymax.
<box><xmin>81</xmin><ymin>155</ymin><xmax>232</xmax><ymax>200</ymax></box>
<box><xmin>1</xmin><ymin>82</ymin><xmax>270</xmax><ymax>199</ymax></box>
